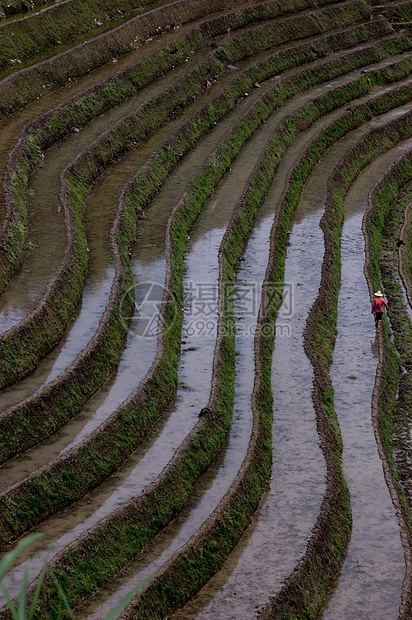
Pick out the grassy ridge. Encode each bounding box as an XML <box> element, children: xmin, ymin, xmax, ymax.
<box><xmin>261</xmin><ymin>89</ymin><xmax>412</xmax><ymax>620</ymax></box>
<box><xmin>0</xmin><ymin>0</ymin><xmax>384</xmax><ymax>378</ymax></box>
<box><xmin>0</xmin><ymin>0</ymin><xmax>366</xmax><ymax>73</ymax></box>
<box><xmin>0</xmin><ymin>0</ymin><xmax>235</xmax><ymax>115</ymax></box>
<box><xmin>0</xmin><ymin>48</ymin><xmax>227</xmax><ymax>391</ymax></box>
<box><xmin>102</xmin><ymin>65</ymin><xmax>412</xmax><ymax>620</ymax></box>
<box><xmin>221</xmin><ymin>0</ymin><xmax>371</xmax><ymax>61</ymax></box>
<box><xmin>0</xmin><ymin>25</ymin><xmax>410</xmax><ymax>551</ymax></box>
<box><xmin>0</xmin><ymin>1</ymin><xmax>411</xmax><ymax>618</ymax></box>
<box><xmin>0</xmin><ymin>0</ymin><xmax>148</xmax><ymax>72</ymax></box>
<box><xmin>0</xmin><ymin>33</ymin><xmax>409</xmax><ymax>620</ymax></box>
<box><xmin>0</xmin><ymin>0</ymin><xmax>349</xmax><ymax>117</ymax></box>
<box><xmin>0</xmin><ymin>14</ymin><xmax>387</xmax><ymax>461</ymax></box>
<box><xmin>365</xmin><ymin>154</ymin><xmax>412</xmax><ymax>618</ymax></box>
<box><xmin>0</xmin><ymin>26</ymin><xmax>206</xmax><ymax>288</ymax></box>
<box><xmin>0</xmin><ymin>0</ymin><xmax>166</xmax><ymax>20</ymax></box>
<box><xmin>0</xmin><ymin>20</ymin><xmax>403</xmax><ymax>458</ymax></box>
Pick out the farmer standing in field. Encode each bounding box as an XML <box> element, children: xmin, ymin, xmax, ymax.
<box><xmin>371</xmin><ymin>290</ymin><xmax>388</xmax><ymax>328</ymax></box>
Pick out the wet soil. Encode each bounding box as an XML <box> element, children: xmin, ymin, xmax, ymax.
<box><xmin>0</xmin><ymin>73</ymin><xmax>284</xmax><ymax>601</ymax></box>
<box><xmin>0</xmin><ymin>49</ymin><xmax>207</xmax><ymax>332</ymax></box>
<box><xmin>321</xmin><ymin>142</ymin><xmax>412</xmax><ymax>620</ymax></box>
<box><xmin>0</xmin><ymin>17</ymin><xmax>412</xmax><ymax>618</ymax></box>
<box><xmin>171</xmin><ymin>100</ymin><xmax>412</xmax><ymax>620</ymax></box>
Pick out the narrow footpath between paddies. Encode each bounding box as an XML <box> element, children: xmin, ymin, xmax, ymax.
<box><xmin>321</xmin><ymin>140</ymin><xmax>412</xmax><ymax>619</ymax></box>
<box><xmin>0</xmin><ymin>75</ymin><xmax>286</xmax><ymax>605</ymax></box>
<box><xmin>170</xmin><ymin>104</ymin><xmax>412</xmax><ymax>620</ymax></box>
<box><xmin>0</xmin><ymin>47</ymin><xmax>204</xmax><ymax>335</ymax></box>
<box><xmin>71</xmin><ymin>65</ymin><xmax>412</xmax><ymax>618</ymax></box>
<box><xmin>0</xmin><ymin>46</ymin><xmax>297</xmax><ymax>488</ymax></box>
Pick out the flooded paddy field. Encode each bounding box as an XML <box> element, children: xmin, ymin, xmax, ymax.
<box><xmin>1</xmin><ymin>1</ymin><xmax>412</xmax><ymax>619</ymax></box>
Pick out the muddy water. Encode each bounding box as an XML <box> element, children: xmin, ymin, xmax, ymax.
<box><xmin>0</xmin><ymin>82</ymin><xmax>282</xmax><ymax>602</ymax></box>
<box><xmin>0</xmin><ymin>34</ymin><xmax>344</xmax><ymax>458</ymax></box>
<box><xmin>0</xmin><ymin>129</ymin><xmax>178</xmax><ymax>416</ymax></box>
<box><xmin>78</xmin><ymin>134</ymin><xmax>285</xmax><ymax>620</ymax></box>
<box><xmin>167</xmin><ymin>90</ymin><xmax>412</xmax><ymax>620</ymax></box>
<box><xmin>0</xmin><ymin>55</ymin><xmax>247</xmax><ymax>415</ymax></box>
<box><xmin>174</xmin><ymin>215</ymin><xmax>325</xmax><ymax>620</ymax></box>
<box><xmin>0</xmin><ymin>31</ymin><xmax>210</xmax><ymax>226</ymax></box>
<box><xmin>78</xmin><ymin>80</ymin><xmax>368</xmax><ymax>619</ymax></box>
<box><xmin>176</xmin><ymin>173</ymin><xmax>327</xmax><ymax>620</ymax></box>
<box><xmin>1</xmin><ymin>44</ymin><xmax>410</xmax><ymax>612</ymax></box>
<box><xmin>74</xmin><ymin>81</ymin><xmax>387</xmax><ymax>620</ymax></box>
<box><xmin>0</xmin><ymin>55</ymin><xmax>284</xmax><ymax>478</ymax></box>
<box><xmin>321</xmin><ymin>142</ymin><xmax>412</xmax><ymax>620</ymax></box>
<box><xmin>0</xmin><ymin>137</ymin><xmax>67</xmax><ymax>331</ymax></box>
<box><xmin>0</xmin><ymin>49</ymin><xmax>210</xmax><ymax>332</ymax></box>
<box><xmin>0</xmin><ymin>34</ymin><xmax>408</xmax><ymax>342</ymax></box>
<box><xmin>323</xmin><ymin>215</ymin><xmax>403</xmax><ymax>620</ymax></box>
<box><xmin>0</xmin><ymin>140</ymin><xmax>210</xmax><ymax>481</ymax></box>
<box><xmin>0</xmin><ymin>0</ymin><xmax>298</xmax><ymax>185</ymax></box>
<box><xmin>0</xmin><ymin>29</ymin><xmax>408</xmax><ymax>218</ymax></box>
<box><xmin>79</xmin><ymin>64</ymin><xmax>411</xmax><ymax>619</ymax></box>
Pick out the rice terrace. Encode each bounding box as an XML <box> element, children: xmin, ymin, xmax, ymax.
<box><xmin>3</xmin><ymin>0</ymin><xmax>412</xmax><ymax>617</ymax></box>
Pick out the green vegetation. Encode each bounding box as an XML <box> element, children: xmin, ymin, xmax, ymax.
<box><xmin>0</xmin><ymin>533</ymin><xmax>154</xmax><ymax>620</ymax></box>
<box><xmin>3</xmin><ymin>0</ymin><xmax>394</xmax><ymax>390</ymax></box>
<box><xmin>382</xmin><ymin>1</ymin><xmax>412</xmax><ymax>24</ymax></box>
<box><xmin>0</xmin><ymin>0</ymin><xmax>374</xmax><ymax>119</ymax></box>
<box><xmin>218</xmin><ymin>0</ymin><xmax>370</xmax><ymax>62</ymax></box>
<box><xmin>364</xmin><ymin>154</ymin><xmax>412</xmax><ymax>614</ymax></box>
<box><xmin>1</xmin><ymin>28</ymin><xmax>412</xmax><ymax>620</ymax></box>
<box><xmin>0</xmin><ymin>45</ymin><xmax>227</xmax><ymax>391</ymax></box>
<box><xmin>259</xmin><ymin>73</ymin><xmax>412</xmax><ymax>620</ymax></box>
<box><xmin>105</xmin><ymin>52</ymin><xmax>412</xmax><ymax>620</ymax></box>
<box><xmin>1</xmin><ymin>9</ymin><xmax>405</xmax><ymax>456</ymax></box>
<box><xmin>0</xmin><ymin>0</ymin><xmax>182</xmax><ymax>73</ymax></box>
<box><xmin>0</xmin><ymin>0</ymin><xmax>368</xmax><ymax>75</ymax></box>
<box><xmin>2</xmin><ymin>2</ymin><xmax>412</xmax><ymax>617</ymax></box>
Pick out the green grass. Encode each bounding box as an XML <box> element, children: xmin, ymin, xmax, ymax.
<box><xmin>0</xmin><ymin>534</ymin><xmax>154</xmax><ymax>620</ymax></box>
<box><xmin>1</xmin><ymin>14</ymin><xmax>412</xmax><ymax>617</ymax></box>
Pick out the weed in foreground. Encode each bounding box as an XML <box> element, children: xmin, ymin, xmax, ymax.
<box><xmin>0</xmin><ymin>534</ymin><xmax>154</xmax><ymax>619</ymax></box>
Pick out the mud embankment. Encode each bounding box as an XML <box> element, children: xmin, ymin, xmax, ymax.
<box><xmin>0</xmin><ymin>11</ymin><xmax>403</xmax><ymax>528</ymax></box>
<box><xmin>0</xmin><ymin>4</ymin><xmax>408</xmax><ymax>616</ymax></box>
<box><xmin>364</xmin><ymin>148</ymin><xmax>412</xmax><ymax>618</ymax></box>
